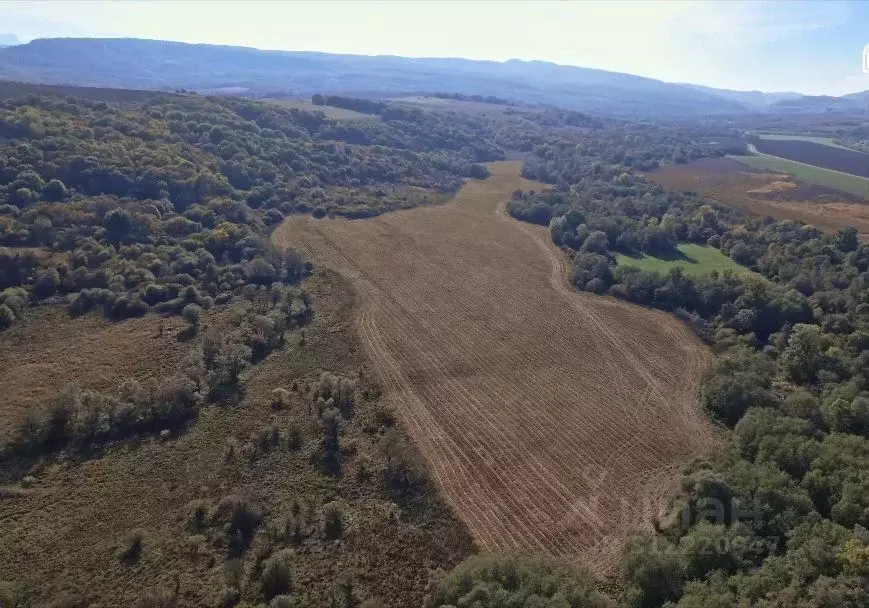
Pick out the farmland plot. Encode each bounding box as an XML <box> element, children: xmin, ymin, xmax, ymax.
<box><xmin>273</xmin><ymin>161</ymin><xmax>714</xmax><ymax>574</ymax></box>
<box><xmin>752</xmin><ymin>137</ymin><xmax>869</xmax><ymax>179</ymax></box>
<box><xmin>649</xmin><ymin>157</ymin><xmax>869</xmax><ymax>236</ymax></box>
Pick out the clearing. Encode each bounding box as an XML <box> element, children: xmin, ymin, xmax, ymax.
<box><xmin>264</xmin><ymin>98</ymin><xmax>377</xmax><ymax>121</ymax></box>
<box><xmin>273</xmin><ymin>161</ymin><xmax>714</xmax><ymax>574</ymax></box>
<box><xmin>616</xmin><ymin>244</ymin><xmax>754</xmax><ymax>278</ymax></box>
<box><xmin>648</xmin><ymin>157</ymin><xmax>869</xmax><ymax>237</ymax></box>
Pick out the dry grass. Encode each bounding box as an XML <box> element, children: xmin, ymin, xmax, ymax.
<box><xmin>0</xmin><ymin>273</ymin><xmax>472</xmax><ymax>607</ymax></box>
<box><xmin>747</xmin><ymin>180</ymin><xmax>797</xmax><ymax>194</ymax></box>
<box><xmin>648</xmin><ymin>157</ymin><xmax>869</xmax><ymax>238</ymax></box>
<box><xmin>264</xmin><ymin>98</ymin><xmax>378</xmax><ymax>121</ymax></box>
<box><xmin>274</xmin><ymin>161</ymin><xmax>714</xmax><ymax>575</ymax></box>
<box><xmin>388</xmin><ymin>96</ymin><xmax>516</xmax><ymax>121</ymax></box>
<box><xmin>0</xmin><ymin>307</ymin><xmax>187</xmax><ymax>441</ymax></box>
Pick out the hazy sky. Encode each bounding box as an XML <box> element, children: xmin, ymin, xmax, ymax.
<box><xmin>2</xmin><ymin>0</ymin><xmax>869</xmax><ymax>95</ymax></box>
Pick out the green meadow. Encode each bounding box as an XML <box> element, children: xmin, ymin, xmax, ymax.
<box><xmin>615</xmin><ymin>243</ymin><xmax>755</xmax><ymax>278</ymax></box>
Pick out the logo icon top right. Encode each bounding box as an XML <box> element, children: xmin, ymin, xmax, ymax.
<box><xmin>864</xmin><ymin>44</ymin><xmax>869</xmax><ymax>74</ymax></box>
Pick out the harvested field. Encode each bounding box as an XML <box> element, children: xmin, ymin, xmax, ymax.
<box><xmin>758</xmin><ymin>134</ymin><xmax>855</xmax><ymax>151</ymax></box>
<box><xmin>752</xmin><ymin>137</ymin><xmax>869</xmax><ymax>179</ymax></box>
<box><xmin>273</xmin><ymin>161</ymin><xmax>714</xmax><ymax>574</ymax></box>
<box><xmin>648</xmin><ymin>157</ymin><xmax>869</xmax><ymax>237</ymax></box>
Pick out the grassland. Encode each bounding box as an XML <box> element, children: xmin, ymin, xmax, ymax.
<box><xmin>731</xmin><ymin>152</ymin><xmax>869</xmax><ymax>198</ymax></box>
<box><xmin>0</xmin><ymin>308</ymin><xmax>187</xmax><ymax>442</ymax></box>
<box><xmin>388</xmin><ymin>95</ymin><xmax>515</xmax><ymax>120</ymax></box>
<box><xmin>615</xmin><ymin>244</ymin><xmax>754</xmax><ymax>278</ymax></box>
<box><xmin>0</xmin><ymin>273</ymin><xmax>473</xmax><ymax>607</ymax></box>
<box><xmin>264</xmin><ymin>98</ymin><xmax>377</xmax><ymax>121</ymax></box>
<box><xmin>274</xmin><ymin>161</ymin><xmax>713</xmax><ymax>575</ymax></box>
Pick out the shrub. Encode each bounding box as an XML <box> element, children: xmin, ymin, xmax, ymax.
<box><xmin>188</xmin><ymin>499</ymin><xmax>210</xmax><ymax>532</ymax></box>
<box><xmin>261</xmin><ymin>549</ymin><xmax>293</xmax><ymax>600</ymax></box>
<box><xmin>0</xmin><ymin>303</ymin><xmax>15</xmax><ymax>330</ymax></box>
<box><xmin>286</xmin><ymin>422</ymin><xmax>302</xmax><ymax>450</ymax></box>
<box><xmin>107</xmin><ymin>295</ymin><xmax>149</xmax><ymax>319</ymax></box>
<box><xmin>270</xmin><ymin>596</ymin><xmax>294</xmax><ymax>608</ymax></box>
<box><xmin>182</xmin><ymin>302</ymin><xmax>202</xmax><ymax>326</ymax></box>
<box><xmin>33</xmin><ymin>268</ymin><xmax>60</xmax><ymax>299</ymax></box>
<box><xmin>322</xmin><ymin>501</ymin><xmax>344</xmax><ymax>540</ymax></box>
<box><xmin>119</xmin><ymin>529</ymin><xmax>144</xmax><ymax>563</ymax></box>
<box><xmin>213</xmin><ymin>495</ymin><xmax>261</xmax><ymax>556</ymax></box>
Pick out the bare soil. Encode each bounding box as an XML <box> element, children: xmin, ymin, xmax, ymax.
<box><xmin>273</xmin><ymin>161</ymin><xmax>714</xmax><ymax>574</ymax></box>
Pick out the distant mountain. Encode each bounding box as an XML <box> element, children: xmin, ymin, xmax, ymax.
<box><xmin>841</xmin><ymin>90</ymin><xmax>869</xmax><ymax>101</ymax></box>
<box><xmin>0</xmin><ymin>33</ymin><xmax>19</xmax><ymax>48</ymax></box>
<box><xmin>680</xmin><ymin>84</ymin><xmax>802</xmax><ymax>109</ymax></box>
<box><xmin>766</xmin><ymin>94</ymin><xmax>868</xmax><ymax>114</ymax></box>
<box><xmin>0</xmin><ymin>37</ymin><xmax>751</xmax><ymax>117</ymax></box>
<box><xmin>0</xmin><ymin>37</ymin><xmax>864</xmax><ymax>118</ymax></box>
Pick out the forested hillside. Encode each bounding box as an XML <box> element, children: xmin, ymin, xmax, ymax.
<box><xmin>0</xmin><ymin>88</ymin><xmax>505</xmax><ymax>332</ymax></box>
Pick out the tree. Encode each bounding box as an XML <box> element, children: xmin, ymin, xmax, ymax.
<box><xmin>580</xmin><ymin>230</ymin><xmax>609</xmax><ymax>254</ymax></box>
<box><xmin>321</xmin><ymin>407</ymin><xmax>340</xmax><ymax>471</ymax></box>
<box><xmin>621</xmin><ymin>535</ymin><xmax>684</xmax><ymax>607</ymax></box>
<box><xmin>41</xmin><ymin>178</ymin><xmax>69</xmax><ymax>202</ymax></box>
<box><xmin>783</xmin><ymin>324</ymin><xmax>823</xmax><ymax>384</ymax></box>
<box><xmin>701</xmin><ymin>355</ymin><xmax>778</xmax><ymax>427</ymax></box>
<box><xmin>837</xmin><ymin>227</ymin><xmax>859</xmax><ymax>253</ymax></box>
<box><xmin>426</xmin><ymin>553</ymin><xmax>613</xmax><ymax>608</ymax></box>
<box><xmin>10</xmin><ymin>187</ymin><xmax>34</xmax><ymax>207</ymax></box>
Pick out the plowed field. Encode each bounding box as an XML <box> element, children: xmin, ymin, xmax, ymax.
<box><xmin>272</xmin><ymin>161</ymin><xmax>713</xmax><ymax>574</ymax></box>
<box><xmin>753</xmin><ymin>138</ymin><xmax>869</xmax><ymax>179</ymax></box>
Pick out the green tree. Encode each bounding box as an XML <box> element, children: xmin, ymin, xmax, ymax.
<box><xmin>426</xmin><ymin>553</ymin><xmax>613</xmax><ymax>608</ymax></box>
<box><xmin>783</xmin><ymin>324</ymin><xmax>823</xmax><ymax>384</ymax></box>
<box><xmin>41</xmin><ymin>178</ymin><xmax>69</xmax><ymax>202</ymax></box>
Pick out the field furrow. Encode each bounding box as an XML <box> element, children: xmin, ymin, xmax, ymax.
<box><xmin>272</xmin><ymin>160</ymin><xmax>714</xmax><ymax>574</ymax></box>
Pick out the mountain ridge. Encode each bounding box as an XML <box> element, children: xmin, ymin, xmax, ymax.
<box><xmin>0</xmin><ymin>36</ymin><xmax>866</xmax><ymax>117</ymax></box>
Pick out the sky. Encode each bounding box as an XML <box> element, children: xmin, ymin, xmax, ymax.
<box><xmin>1</xmin><ymin>0</ymin><xmax>869</xmax><ymax>96</ymax></box>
